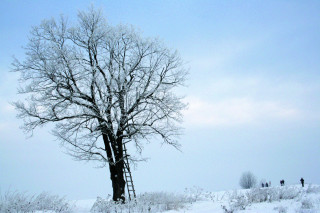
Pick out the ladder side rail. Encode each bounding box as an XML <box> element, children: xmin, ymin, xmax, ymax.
<box><xmin>122</xmin><ymin>143</ymin><xmax>136</xmax><ymax>200</ymax></box>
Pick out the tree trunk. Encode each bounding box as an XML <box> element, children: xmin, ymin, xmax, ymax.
<box><xmin>102</xmin><ymin>132</ymin><xmax>126</xmax><ymax>202</ymax></box>
<box><xmin>109</xmin><ymin>162</ymin><xmax>126</xmax><ymax>202</ymax></box>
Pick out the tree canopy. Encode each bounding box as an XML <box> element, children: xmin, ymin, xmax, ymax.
<box><xmin>13</xmin><ymin>7</ymin><xmax>188</xmax><ymax>201</ymax></box>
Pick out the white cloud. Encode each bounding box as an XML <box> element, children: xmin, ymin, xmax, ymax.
<box><xmin>183</xmin><ymin>96</ymin><xmax>299</xmax><ymax>127</ymax></box>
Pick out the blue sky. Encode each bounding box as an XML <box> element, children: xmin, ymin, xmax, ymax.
<box><xmin>0</xmin><ymin>0</ymin><xmax>319</xmax><ymax>199</ymax></box>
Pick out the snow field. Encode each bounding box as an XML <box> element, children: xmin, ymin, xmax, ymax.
<box><xmin>1</xmin><ymin>184</ymin><xmax>320</xmax><ymax>212</ymax></box>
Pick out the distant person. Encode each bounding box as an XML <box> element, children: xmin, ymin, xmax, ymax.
<box><xmin>280</xmin><ymin>180</ymin><xmax>285</xmax><ymax>186</ymax></box>
<box><xmin>262</xmin><ymin>183</ymin><xmax>264</xmax><ymax>188</ymax></box>
<box><xmin>269</xmin><ymin>181</ymin><xmax>271</xmax><ymax>187</ymax></box>
<box><xmin>265</xmin><ymin>182</ymin><xmax>268</xmax><ymax>187</ymax></box>
<box><xmin>300</xmin><ymin>178</ymin><xmax>304</xmax><ymax>187</ymax></box>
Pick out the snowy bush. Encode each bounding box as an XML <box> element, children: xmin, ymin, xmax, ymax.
<box><xmin>221</xmin><ymin>190</ymin><xmax>249</xmax><ymax>212</ymax></box>
<box><xmin>296</xmin><ymin>199</ymin><xmax>317</xmax><ymax>213</ymax></box>
<box><xmin>221</xmin><ymin>205</ymin><xmax>234</xmax><ymax>213</ymax></box>
<box><xmin>184</xmin><ymin>186</ymin><xmax>212</xmax><ymax>202</ymax></box>
<box><xmin>274</xmin><ymin>205</ymin><xmax>288</xmax><ymax>213</ymax></box>
<box><xmin>0</xmin><ymin>190</ymin><xmax>73</xmax><ymax>212</ymax></box>
<box><xmin>246</xmin><ymin>188</ymin><xmax>271</xmax><ymax>203</ymax></box>
<box><xmin>239</xmin><ymin>171</ymin><xmax>257</xmax><ymax>189</ymax></box>
<box><xmin>245</xmin><ymin>187</ymin><xmax>299</xmax><ymax>203</ymax></box>
<box><xmin>0</xmin><ymin>190</ymin><xmax>34</xmax><ymax>212</ymax></box>
<box><xmin>221</xmin><ymin>185</ymin><xmax>304</xmax><ymax>212</ymax></box>
<box><xmin>138</xmin><ymin>192</ymin><xmax>188</xmax><ymax>211</ymax></box>
<box><xmin>306</xmin><ymin>185</ymin><xmax>320</xmax><ymax>194</ymax></box>
<box><xmin>278</xmin><ymin>187</ymin><xmax>300</xmax><ymax>200</ymax></box>
<box><xmin>32</xmin><ymin>192</ymin><xmax>73</xmax><ymax>212</ymax></box>
<box><xmin>90</xmin><ymin>192</ymin><xmax>192</xmax><ymax>213</ymax></box>
<box><xmin>300</xmin><ymin>199</ymin><xmax>314</xmax><ymax>209</ymax></box>
<box><xmin>229</xmin><ymin>193</ymin><xmax>248</xmax><ymax>210</ymax></box>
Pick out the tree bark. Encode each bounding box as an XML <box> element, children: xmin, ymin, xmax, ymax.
<box><xmin>109</xmin><ymin>162</ymin><xmax>126</xmax><ymax>202</ymax></box>
<box><xmin>102</xmin><ymin>132</ymin><xmax>126</xmax><ymax>202</ymax></box>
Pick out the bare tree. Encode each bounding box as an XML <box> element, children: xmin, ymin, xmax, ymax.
<box><xmin>239</xmin><ymin>171</ymin><xmax>257</xmax><ymax>189</ymax></box>
<box><xmin>12</xmin><ymin>7</ymin><xmax>187</xmax><ymax>202</ymax></box>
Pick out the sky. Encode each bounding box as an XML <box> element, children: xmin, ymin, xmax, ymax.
<box><xmin>0</xmin><ymin>0</ymin><xmax>320</xmax><ymax>200</ymax></box>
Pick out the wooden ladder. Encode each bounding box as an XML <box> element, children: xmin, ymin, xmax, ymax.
<box><xmin>123</xmin><ymin>143</ymin><xmax>136</xmax><ymax>201</ymax></box>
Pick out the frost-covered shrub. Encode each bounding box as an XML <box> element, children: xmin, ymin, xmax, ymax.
<box><xmin>0</xmin><ymin>190</ymin><xmax>34</xmax><ymax>213</ymax></box>
<box><xmin>306</xmin><ymin>185</ymin><xmax>320</xmax><ymax>194</ymax></box>
<box><xmin>296</xmin><ymin>199</ymin><xmax>317</xmax><ymax>213</ymax></box>
<box><xmin>90</xmin><ymin>196</ymin><xmax>137</xmax><ymax>213</ymax></box>
<box><xmin>33</xmin><ymin>192</ymin><xmax>73</xmax><ymax>212</ymax></box>
<box><xmin>239</xmin><ymin>171</ymin><xmax>257</xmax><ymax>189</ymax></box>
<box><xmin>184</xmin><ymin>186</ymin><xmax>203</xmax><ymax>202</ymax></box>
<box><xmin>221</xmin><ymin>205</ymin><xmax>234</xmax><ymax>213</ymax></box>
<box><xmin>91</xmin><ymin>192</ymin><xmax>192</xmax><ymax>213</ymax></box>
<box><xmin>222</xmin><ymin>190</ymin><xmax>249</xmax><ymax>212</ymax></box>
<box><xmin>274</xmin><ymin>205</ymin><xmax>288</xmax><ymax>213</ymax></box>
<box><xmin>246</xmin><ymin>188</ymin><xmax>270</xmax><ymax>203</ymax></box>
<box><xmin>221</xmin><ymin>185</ymin><xmax>304</xmax><ymax>213</ymax></box>
<box><xmin>300</xmin><ymin>199</ymin><xmax>314</xmax><ymax>209</ymax></box>
<box><xmin>252</xmin><ymin>188</ymin><xmax>280</xmax><ymax>202</ymax></box>
<box><xmin>229</xmin><ymin>194</ymin><xmax>248</xmax><ymax>210</ymax></box>
<box><xmin>139</xmin><ymin>192</ymin><xmax>188</xmax><ymax>211</ymax></box>
<box><xmin>184</xmin><ymin>186</ymin><xmax>212</xmax><ymax>202</ymax></box>
<box><xmin>245</xmin><ymin>187</ymin><xmax>299</xmax><ymax>203</ymax></box>
<box><xmin>0</xmin><ymin>190</ymin><xmax>73</xmax><ymax>213</ymax></box>
<box><xmin>278</xmin><ymin>187</ymin><xmax>299</xmax><ymax>200</ymax></box>
<box><xmin>268</xmin><ymin>188</ymin><xmax>282</xmax><ymax>202</ymax></box>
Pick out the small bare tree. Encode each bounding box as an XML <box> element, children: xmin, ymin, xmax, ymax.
<box><xmin>239</xmin><ymin>171</ymin><xmax>257</xmax><ymax>189</ymax></box>
<box><xmin>12</xmin><ymin>7</ymin><xmax>187</xmax><ymax>202</ymax></box>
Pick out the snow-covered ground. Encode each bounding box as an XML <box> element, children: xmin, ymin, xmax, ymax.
<box><xmin>1</xmin><ymin>184</ymin><xmax>319</xmax><ymax>212</ymax></box>
<box><xmin>73</xmin><ymin>184</ymin><xmax>320</xmax><ymax>213</ymax></box>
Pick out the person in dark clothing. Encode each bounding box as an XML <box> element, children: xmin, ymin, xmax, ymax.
<box><xmin>300</xmin><ymin>178</ymin><xmax>304</xmax><ymax>187</ymax></box>
<box><xmin>262</xmin><ymin>183</ymin><xmax>264</xmax><ymax>187</ymax></box>
<box><xmin>280</xmin><ymin>180</ymin><xmax>285</xmax><ymax>186</ymax></box>
<box><xmin>265</xmin><ymin>182</ymin><xmax>268</xmax><ymax>187</ymax></box>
